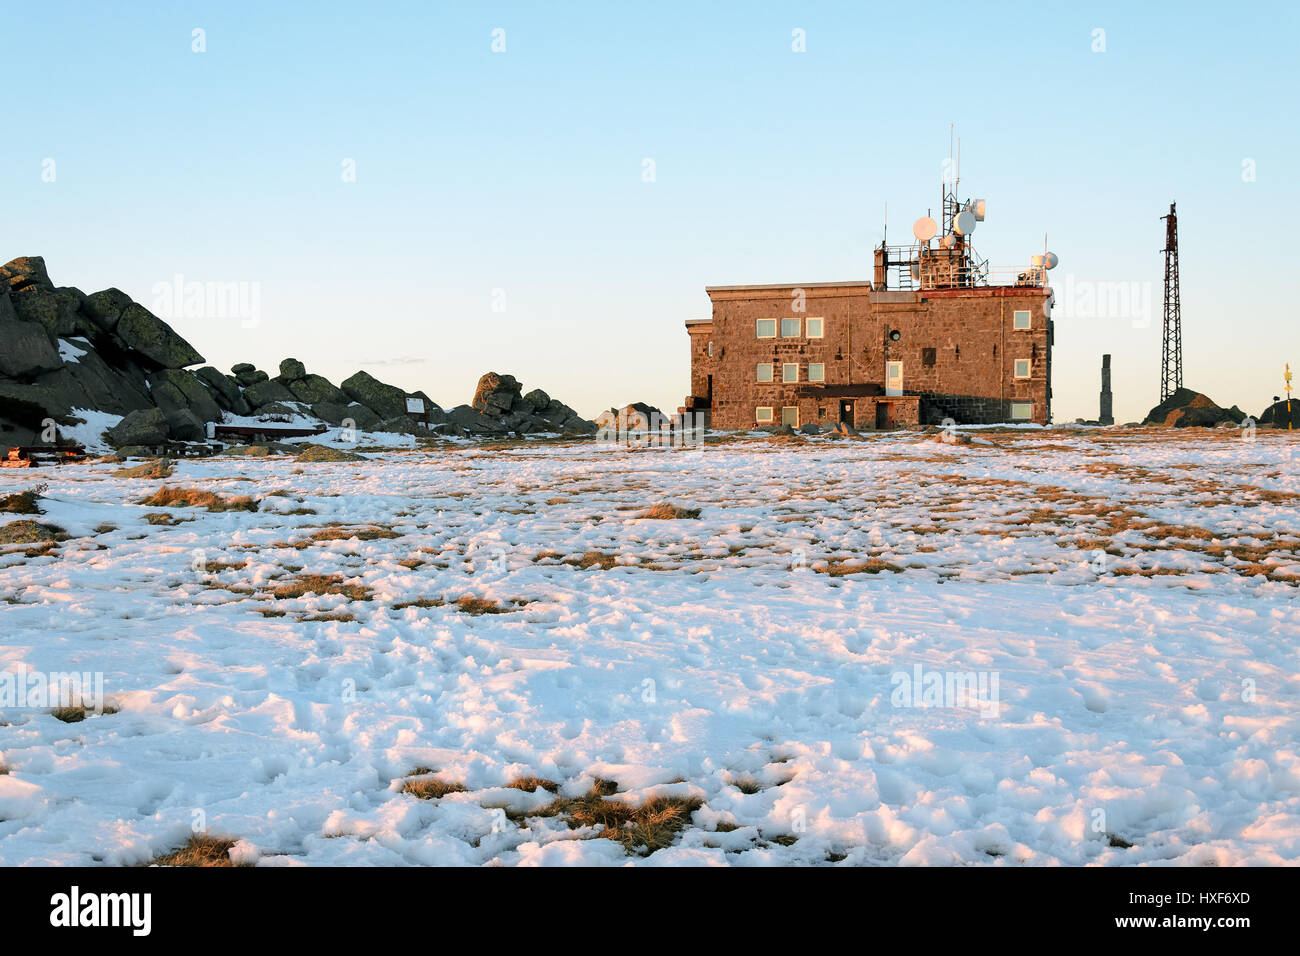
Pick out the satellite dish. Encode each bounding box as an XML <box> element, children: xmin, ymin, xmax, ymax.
<box><xmin>1043</xmin><ymin>252</ymin><xmax>1059</xmax><ymax>270</ymax></box>
<box><xmin>953</xmin><ymin>210</ymin><xmax>976</xmax><ymax>236</ymax></box>
<box><xmin>912</xmin><ymin>216</ymin><xmax>937</xmax><ymax>242</ymax></box>
<box><xmin>909</xmin><ymin>262</ymin><xmax>921</xmax><ymax>281</ymax></box>
<box><xmin>1031</xmin><ymin>254</ymin><xmax>1045</xmax><ymax>268</ymax></box>
<box><xmin>939</xmin><ymin>233</ymin><xmax>957</xmax><ymax>249</ymax></box>
<box><xmin>967</xmin><ymin>199</ymin><xmax>986</xmax><ymax>221</ymax></box>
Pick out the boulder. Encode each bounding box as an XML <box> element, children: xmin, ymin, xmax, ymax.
<box><xmin>252</xmin><ymin>402</ymin><xmax>298</xmax><ymax>418</ymax></box>
<box><xmin>1259</xmin><ymin>399</ymin><xmax>1299</xmax><ymax>429</ymax></box>
<box><xmin>0</xmin><ymin>292</ymin><xmax>64</xmax><ymax>379</ymax></box>
<box><xmin>243</xmin><ymin>378</ymin><xmax>297</xmax><ymax>408</ymax></box>
<box><xmin>34</xmin><ymin>353</ymin><xmax>154</xmax><ymax>416</ymax></box>
<box><xmin>11</xmin><ymin>287</ymin><xmax>86</xmax><ymax>339</ymax></box>
<box><xmin>279</xmin><ymin>358</ymin><xmax>307</xmax><ymax>382</ymax></box>
<box><xmin>82</xmin><ymin>288</ymin><xmax>135</xmax><ymax>332</ymax></box>
<box><xmin>111</xmin><ymin>302</ymin><xmax>204</xmax><ymax>368</ymax></box>
<box><xmin>105</xmin><ymin>408</ymin><xmax>169</xmax><ymax>448</ymax></box>
<box><xmin>472</xmin><ymin>372</ymin><xmax>522</xmax><ymax>417</ymax></box>
<box><xmin>441</xmin><ymin>404</ymin><xmax>508</xmax><ymax>435</ymax></box>
<box><xmin>311</xmin><ymin>401</ymin><xmax>382</xmax><ymax>430</ymax></box>
<box><xmin>1143</xmin><ymin>388</ymin><xmax>1246</xmax><ymax>428</ymax></box>
<box><xmin>521</xmin><ymin>388</ymin><xmax>551</xmax><ymax>411</ymax></box>
<box><xmin>148</xmin><ymin>368</ymin><xmax>223</xmax><ymax>424</ymax></box>
<box><xmin>287</xmin><ymin>373</ymin><xmax>348</xmax><ymax>406</ymax></box>
<box><xmin>163</xmin><ymin>408</ymin><xmax>206</xmax><ymax>442</ymax></box>
<box><xmin>230</xmin><ymin>363</ymin><xmax>268</xmax><ymax>388</ymax></box>
<box><xmin>341</xmin><ymin>370</ymin><xmax>408</xmax><ymax>420</ymax></box>
<box><xmin>194</xmin><ymin>366</ymin><xmax>251</xmax><ymax>415</ymax></box>
<box><xmin>596</xmin><ymin>402</ymin><xmax>665</xmax><ymax>435</ymax></box>
<box><xmin>0</xmin><ymin>256</ymin><xmax>54</xmax><ymax>294</ymax></box>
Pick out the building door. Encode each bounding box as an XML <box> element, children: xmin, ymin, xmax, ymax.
<box><xmin>885</xmin><ymin>361</ymin><xmax>903</xmax><ymax>396</ymax></box>
<box><xmin>839</xmin><ymin>400</ymin><xmax>854</xmax><ymax>425</ymax></box>
<box><xmin>876</xmin><ymin>402</ymin><xmax>894</xmax><ymax>429</ymax></box>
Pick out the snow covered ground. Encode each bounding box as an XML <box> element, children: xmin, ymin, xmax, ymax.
<box><xmin>1</xmin><ymin>427</ymin><xmax>1297</xmax><ymax>866</ymax></box>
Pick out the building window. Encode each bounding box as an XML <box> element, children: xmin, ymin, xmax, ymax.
<box><xmin>806</xmin><ymin>317</ymin><xmax>824</xmax><ymax>338</ymax></box>
<box><xmin>756</xmin><ymin>319</ymin><xmax>777</xmax><ymax>338</ymax></box>
<box><xmin>808</xmin><ymin>363</ymin><xmax>825</xmax><ymax>382</ymax></box>
<box><xmin>922</xmin><ymin>348</ymin><xmax>936</xmax><ymax>367</ymax></box>
<box><xmin>781</xmin><ymin>317</ymin><xmax>801</xmax><ymax>337</ymax></box>
<box><xmin>756</xmin><ymin>363</ymin><xmax>773</xmax><ymax>382</ymax></box>
<box><xmin>1013</xmin><ymin>310</ymin><xmax>1031</xmax><ymax>330</ymax></box>
<box><xmin>707</xmin><ymin>342</ymin><xmax>713</xmax><ymax>356</ymax></box>
<box><xmin>756</xmin><ymin>406</ymin><xmax>774</xmax><ymax>424</ymax></box>
<box><xmin>1015</xmin><ymin>359</ymin><xmax>1031</xmax><ymax>379</ymax></box>
<box><xmin>1010</xmin><ymin>402</ymin><xmax>1033</xmax><ymax>420</ymax></box>
<box><xmin>782</xmin><ymin>363</ymin><xmax>799</xmax><ymax>383</ymax></box>
<box><xmin>782</xmin><ymin>407</ymin><xmax>799</xmax><ymax>427</ymax></box>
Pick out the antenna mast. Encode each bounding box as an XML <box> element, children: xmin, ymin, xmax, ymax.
<box><xmin>1160</xmin><ymin>202</ymin><xmax>1183</xmax><ymax>402</ymax></box>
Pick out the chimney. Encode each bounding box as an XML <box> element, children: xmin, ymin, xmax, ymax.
<box><xmin>1099</xmin><ymin>354</ymin><xmax>1114</xmax><ymax>425</ymax></box>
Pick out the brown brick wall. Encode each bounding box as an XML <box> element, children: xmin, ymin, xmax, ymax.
<box><xmin>688</xmin><ymin>283</ymin><xmax>1052</xmax><ymax>429</ymax></box>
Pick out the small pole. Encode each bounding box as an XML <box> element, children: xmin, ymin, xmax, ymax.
<box><xmin>1286</xmin><ymin>363</ymin><xmax>1293</xmax><ymax>430</ymax></box>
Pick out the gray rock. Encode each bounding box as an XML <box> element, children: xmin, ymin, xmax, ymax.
<box><xmin>341</xmin><ymin>370</ymin><xmax>408</xmax><ymax>420</ymax></box>
<box><xmin>34</xmin><ymin>352</ymin><xmax>154</xmax><ymax>416</ymax></box>
<box><xmin>279</xmin><ymin>358</ymin><xmax>307</xmax><ymax>382</ymax></box>
<box><xmin>311</xmin><ymin>401</ymin><xmax>382</xmax><ymax>430</ymax></box>
<box><xmin>230</xmin><ymin>363</ymin><xmax>267</xmax><ymax>388</ymax></box>
<box><xmin>194</xmin><ymin>366</ymin><xmax>251</xmax><ymax>415</ymax></box>
<box><xmin>799</xmin><ymin>423</ymin><xmax>820</xmax><ymax>435</ymax></box>
<box><xmin>521</xmin><ymin>388</ymin><xmax>551</xmax><ymax>410</ymax></box>
<box><xmin>105</xmin><ymin>408</ymin><xmax>169</xmax><ymax>448</ymax></box>
<box><xmin>163</xmin><ymin>407</ymin><xmax>206</xmax><ymax>442</ymax></box>
<box><xmin>472</xmin><ymin>372</ymin><xmax>521</xmax><ymax>417</ymax></box>
<box><xmin>242</xmin><ymin>378</ymin><xmax>296</xmax><ymax>408</ymax></box>
<box><xmin>82</xmin><ymin>288</ymin><xmax>135</xmax><ymax>332</ymax></box>
<box><xmin>11</xmin><ymin>287</ymin><xmax>85</xmax><ymax>339</ymax></box>
<box><xmin>148</xmin><ymin>369</ymin><xmax>223</xmax><ymax>424</ymax></box>
<box><xmin>287</xmin><ymin>373</ymin><xmax>347</xmax><ymax>406</ymax></box>
<box><xmin>111</xmin><ymin>302</ymin><xmax>204</xmax><ymax>368</ymax></box>
<box><xmin>0</xmin><ymin>256</ymin><xmax>54</xmax><ymax>294</ymax></box>
<box><xmin>0</xmin><ymin>292</ymin><xmax>64</xmax><ymax>379</ymax></box>
<box><xmin>442</xmin><ymin>404</ymin><xmax>508</xmax><ymax>435</ymax></box>
<box><xmin>252</xmin><ymin>402</ymin><xmax>298</xmax><ymax>418</ymax></box>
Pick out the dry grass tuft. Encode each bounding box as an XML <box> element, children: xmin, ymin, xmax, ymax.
<box><xmin>0</xmin><ymin>520</ymin><xmax>64</xmax><ymax>545</ymax></box>
<box><xmin>637</xmin><ymin>503</ymin><xmax>702</xmax><ymax>520</ymax></box>
<box><xmin>402</xmin><ymin>774</ymin><xmax>469</xmax><ymax>800</ymax></box>
<box><xmin>531</xmin><ymin>781</ymin><xmax>703</xmax><ymax>854</ymax></box>
<box><xmin>152</xmin><ymin>835</ymin><xmax>240</xmax><ymax>867</ymax></box>
<box><xmin>0</xmin><ymin>484</ymin><xmax>44</xmax><ymax>514</ymax></box>
<box><xmin>113</xmin><ymin>458</ymin><xmax>174</xmax><ymax>479</ymax></box>
<box><xmin>308</xmin><ymin>526</ymin><xmax>401</xmax><ymax>542</ymax></box>
<box><xmin>51</xmin><ymin>701</ymin><xmax>120</xmax><ymax>723</ymax></box>
<box><xmin>138</xmin><ymin>486</ymin><xmax>258</xmax><ymax>512</ymax></box>
<box><xmin>272</xmin><ymin>573</ymin><xmax>373</xmax><ymax>601</ymax></box>
<box><xmin>507</xmin><ymin>776</ymin><xmax>560</xmax><ymax>794</ymax></box>
<box><xmin>568</xmin><ymin>551</ymin><xmax>619</xmax><ymax>570</ymax></box>
<box><xmin>819</xmin><ymin>557</ymin><xmax>904</xmax><ymax>576</ymax></box>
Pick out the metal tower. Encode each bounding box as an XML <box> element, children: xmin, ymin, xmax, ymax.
<box><xmin>1160</xmin><ymin>202</ymin><xmax>1183</xmax><ymax>401</ymax></box>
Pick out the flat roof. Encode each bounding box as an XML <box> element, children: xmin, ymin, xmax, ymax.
<box><xmin>705</xmin><ymin>280</ymin><xmax>874</xmax><ymax>293</ymax></box>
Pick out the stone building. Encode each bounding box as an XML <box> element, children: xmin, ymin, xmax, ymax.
<box><xmin>681</xmin><ymin>193</ymin><xmax>1055</xmax><ymax>430</ymax></box>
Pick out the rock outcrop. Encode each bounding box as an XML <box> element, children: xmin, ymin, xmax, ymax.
<box><xmin>1143</xmin><ymin>388</ymin><xmax>1248</xmax><ymax>428</ymax></box>
<box><xmin>1</xmin><ymin>256</ymin><xmax>598</xmax><ymax>450</ymax></box>
<box><xmin>467</xmin><ymin>371</ymin><xmax>595</xmax><ymax>435</ymax></box>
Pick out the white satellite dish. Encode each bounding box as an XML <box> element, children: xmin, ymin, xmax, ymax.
<box><xmin>953</xmin><ymin>210</ymin><xmax>976</xmax><ymax>236</ymax></box>
<box><xmin>967</xmin><ymin>199</ymin><xmax>986</xmax><ymax>221</ymax></box>
<box><xmin>912</xmin><ymin>216</ymin><xmax>938</xmax><ymax>242</ymax></box>
<box><xmin>1043</xmin><ymin>252</ymin><xmax>1059</xmax><ymax>270</ymax></box>
<box><xmin>909</xmin><ymin>262</ymin><xmax>921</xmax><ymax>281</ymax></box>
<box><xmin>939</xmin><ymin>233</ymin><xmax>957</xmax><ymax>249</ymax></box>
<box><xmin>1031</xmin><ymin>254</ymin><xmax>1045</xmax><ymax>268</ymax></box>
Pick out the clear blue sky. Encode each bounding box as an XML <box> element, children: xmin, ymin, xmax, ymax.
<box><xmin>5</xmin><ymin>0</ymin><xmax>1296</xmax><ymax>423</ymax></box>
